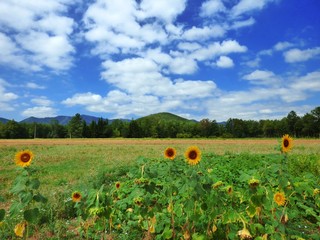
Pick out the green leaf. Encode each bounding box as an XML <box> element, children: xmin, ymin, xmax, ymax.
<box><xmin>192</xmin><ymin>233</ymin><xmax>206</xmax><ymax>240</ymax></box>
<box><xmin>161</xmin><ymin>226</ymin><xmax>172</xmax><ymax>239</ymax></box>
<box><xmin>10</xmin><ymin>182</ymin><xmax>26</xmax><ymax>195</ymax></box>
<box><xmin>33</xmin><ymin>193</ymin><xmax>48</xmax><ymax>203</ymax></box>
<box><xmin>24</xmin><ymin>208</ymin><xmax>39</xmax><ymax>224</ymax></box>
<box><xmin>246</xmin><ymin>204</ymin><xmax>256</xmax><ymax>218</ymax></box>
<box><xmin>0</xmin><ymin>209</ymin><xmax>5</xmax><ymax>221</ymax></box>
<box><xmin>29</xmin><ymin>178</ymin><xmax>40</xmax><ymax>190</ymax></box>
<box><xmin>20</xmin><ymin>191</ymin><xmax>33</xmax><ymax>204</ymax></box>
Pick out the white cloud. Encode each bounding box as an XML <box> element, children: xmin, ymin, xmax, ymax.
<box><xmin>231</xmin><ymin>0</ymin><xmax>271</xmax><ymax>18</ymax></box>
<box><xmin>274</xmin><ymin>41</ymin><xmax>294</xmax><ymax>51</ymax></box>
<box><xmin>200</xmin><ymin>0</ymin><xmax>226</xmax><ymax>17</ymax></box>
<box><xmin>22</xmin><ymin>106</ymin><xmax>57</xmax><ymax>118</ymax></box>
<box><xmin>231</xmin><ymin>17</ymin><xmax>255</xmax><ymax>29</ymax></box>
<box><xmin>62</xmin><ymin>92</ymin><xmax>102</xmax><ymax>106</ymax></box>
<box><xmin>0</xmin><ymin>78</ymin><xmax>19</xmax><ymax>111</ymax></box>
<box><xmin>177</xmin><ymin>42</ymin><xmax>202</xmax><ymax>52</ymax></box>
<box><xmin>169</xmin><ymin>57</ymin><xmax>198</xmax><ymax>74</ymax></box>
<box><xmin>15</xmin><ymin>31</ymin><xmax>74</xmax><ymax>70</ymax></box>
<box><xmin>243</xmin><ymin>69</ymin><xmax>279</xmax><ymax>85</ymax></box>
<box><xmin>182</xmin><ymin>25</ymin><xmax>225</xmax><ymax>41</ymax></box>
<box><xmin>284</xmin><ymin>47</ymin><xmax>320</xmax><ymax>63</ymax></box>
<box><xmin>291</xmin><ymin>71</ymin><xmax>320</xmax><ymax>91</ymax></box>
<box><xmin>26</xmin><ymin>82</ymin><xmax>46</xmax><ymax>89</ymax></box>
<box><xmin>215</xmin><ymin>56</ymin><xmax>234</xmax><ymax>68</ymax></box>
<box><xmin>191</xmin><ymin>40</ymin><xmax>247</xmax><ymax>61</ymax></box>
<box><xmin>138</xmin><ymin>0</ymin><xmax>187</xmax><ymax>23</ymax></box>
<box><xmin>0</xmin><ymin>0</ymin><xmax>76</xmax><ymax>71</ymax></box>
<box><xmin>31</xmin><ymin>97</ymin><xmax>53</xmax><ymax>106</ymax></box>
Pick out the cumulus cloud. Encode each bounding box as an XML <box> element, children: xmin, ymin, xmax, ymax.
<box><xmin>284</xmin><ymin>47</ymin><xmax>320</xmax><ymax>63</ymax></box>
<box><xmin>31</xmin><ymin>97</ymin><xmax>54</xmax><ymax>106</ymax></box>
<box><xmin>0</xmin><ymin>0</ymin><xmax>76</xmax><ymax>71</ymax></box>
<box><xmin>215</xmin><ymin>56</ymin><xmax>234</xmax><ymax>68</ymax></box>
<box><xmin>0</xmin><ymin>78</ymin><xmax>19</xmax><ymax>111</ymax></box>
<box><xmin>182</xmin><ymin>25</ymin><xmax>225</xmax><ymax>41</ymax></box>
<box><xmin>243</xmin><ymin>70</ymin><xmax>279</xmax><ymax>85</ymax></box>
<box><xmin>22</xmin><ymin>106</ymin><xmax>57</xmax><ymax>118</ymax></box>
<box><xmin>200</xmin><ymin>0</ymin><xmax>226</xmax><ymax>17</ymax></box>
<box><xmin>138</xmin><ymin>0</ymin><xmax>187</xmax><ymax>23</ymax></box>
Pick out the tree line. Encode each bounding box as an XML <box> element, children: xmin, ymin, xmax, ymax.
<box><xmin>0</xmin><ymin>107</ymin><xmax>319</xmax><ymax>139</ymax></box>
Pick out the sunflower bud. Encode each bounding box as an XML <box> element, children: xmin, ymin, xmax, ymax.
<box><xmin>237</xmin><ymin>227</ymin><xmax>252</xmax><ymax>239</ymax></box>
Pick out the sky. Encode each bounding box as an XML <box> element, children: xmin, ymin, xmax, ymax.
<box><xmin>0</xmin><ymin>0</ymin><xmax>320</xmax><ymax>122</ymax></box>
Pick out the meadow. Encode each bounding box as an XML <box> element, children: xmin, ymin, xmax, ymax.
<box><xmin>0</xmin><ymin>138</ymin><xmax>319</xmax><ymax>239</ymax></box>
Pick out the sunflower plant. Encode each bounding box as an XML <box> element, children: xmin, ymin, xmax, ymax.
<box><xmin>9</xmin><ymin>150</ymin><xmax>47</xmax><ymax>238</ymax></box>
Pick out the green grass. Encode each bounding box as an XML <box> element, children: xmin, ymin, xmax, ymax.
<box><xmin>0</xmin><ymin>138</ymin><xmax>319</xmax><ymax>239</ymax></box>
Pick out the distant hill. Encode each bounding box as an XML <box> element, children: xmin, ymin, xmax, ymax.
<box><xmin>0</xmin><ymin>117</ymin><xmax>9</xmax><ymax>124</ymax></box>
<box><xmin>18</xmin><ymin>115</ymin><xmax>130</xmax><ymax>125</ymax></box>
<box><xmin>20</xmin><ymin>115</ymin><xmax>106</xmax><ymax>125</ymax></box>
<box><xmin>1</xmin><ymin>112</ymin><xmax>202</xmax><ymax>126</ymax></box>
<box><xmin>137</xmin><ymin>112</ymin><xmax>195</xmax><ymax>123</ymax></box>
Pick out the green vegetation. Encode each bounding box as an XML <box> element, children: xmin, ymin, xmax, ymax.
<box><xmin>0</xmin><ymin>138</ymin><xmax>319</xmax><ymax>239</ymax></box>
<box><xmin>1</xmin><ymin>106</ymin><xmax>320</xmax><ymax>139</ymax></box>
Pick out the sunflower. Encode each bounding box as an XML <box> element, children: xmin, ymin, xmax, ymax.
<box><xmin>115</xmin><ymin>181</ymin><xmax>121</xmax><ymax>189</ymax></box>
<box><xmin>274</xmin><ymin>192</ymin><xmax>286</xmax><ymax>206</ymax></box>
<box><xmin>15</xmin><ymin>150</ymin><xmax>34</xmax><ymax>167</ymax></box>
<box><xmin>248</xmin><ymin>178</ymin><xmax>260</xmax><ymax>188</ymax></box>
<box><xmin>281</xmin><ymin>134</ymin><xmax>293</xmax><ymax>153</ymax></box>
<box><xmin>164</xmin><ymin>147</ymin><xmax>176</xmax><ymax>160</ymax></box>
<box><xmin>185</xmin><ymin>146</ymin><xmax>201</xmax><ymax>165</ymax></box>
<box><xmin>14</xmin><ymin>222</ymin><xmax>26</xmax><ymax>238</ymax></box>
<box><xmin>72</xmin><ymin>191</ymin><xmax>82</xmax><ymax>202</ymax></box>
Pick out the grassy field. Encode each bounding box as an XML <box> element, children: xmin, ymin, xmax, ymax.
<box><xmin>0</xmin><ymin>138</ymin><xmax>319</xmax><ymax>239</ymax></box>
<box><xmin>1</xmin><ymin>138</ymin><xmax>318</xmax><ymax>192</ymax></box>
<box><xmin>1</xmin><ymin>138</ymin><xmax>319</xmax><ymax>203</ymax></box>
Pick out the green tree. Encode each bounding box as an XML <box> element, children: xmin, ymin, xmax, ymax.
<box><xmin>67</xmin><ymin>113</ymin><xmax>83</xmax><ymax>138</ymax></box>
<box><xmin>286</xmin><ymin>111</ymin><xmax>300</xmax><ymax>137</ymax></box>
<box><xmin>128</xmin><ymin>120</ymin><xmax>142</xmax><ymax>138</ymax></box>
<box><xmin>310</xmin><ymin>106</ymin><xmax>320</xmax><ymax>137</ymax></box>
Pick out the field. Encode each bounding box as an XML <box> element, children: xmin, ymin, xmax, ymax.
<box><xmin>0</xmin><ymin>138</ymin><xmax>319</xmax><ymax>239</ymax></box>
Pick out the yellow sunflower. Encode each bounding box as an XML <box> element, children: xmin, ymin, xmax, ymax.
<box><xmin>248</xmin><ymin>178</ymin><xmax>260</xmax><ymax>188</ymax></box>
<box><xmin>115</xmin><ymin>181</ymin><xmax>121</xmax><ymax>189</ymax></box>
<box><xmin>281</xmin><ymin>134</ymin><xmax>293</xmax><ymax>153</ymax></box>
<box><xmin>274</xmin><ymin>192</ymin><xmax>286</xmax><ymax>206</ymax></box>
<box><xmin>164</xmin><ymin>147</ymin><xmax>176</xmax><ymax>160</ymax></box>
<box><xmin>15</xmin><ymin>150</ymin><xmax>34</xmax><ymax>167</ymax></box>
<box><xmin>72</xmin><ymin>191</ymin><xmax>82</xmax><ymax>202</ymax></box>
<box><xmin>14</xmin><ymin>222</ymin><xmax>26</xmax><ymax>238</ymax></box>
<box><xmin>185</xmin><ymin>146</ymin><xmax>201</xmax><ymax>165</ymax></box>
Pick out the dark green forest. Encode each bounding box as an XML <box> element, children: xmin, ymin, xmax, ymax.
<box><xmin>0</xmin><ymin>107</ymin><xmax>319</xmax><ymax>139</ymax></box>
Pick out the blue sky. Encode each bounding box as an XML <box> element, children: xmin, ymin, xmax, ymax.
<box><xmin>0</xmin><ymin>0</ymin><xmax>319</xmax><ymax>122</ymax></box>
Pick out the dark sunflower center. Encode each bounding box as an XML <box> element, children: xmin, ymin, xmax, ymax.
<box><xmin>21</xmin><ymin>153</ymin><xmax>31</xmax><ymax>162</ymax></box>
<box><xmin>189</xmin><ymin>150</ymin><xmax>197</xmax><ymax>160</ymax></box>
<box><xmin>74</xmin><ymin>193</ymin><xmax>80</xmax><ymax>199</ymax></box>
<box><xmin>283</xmin><ymin>139</ymin><xmax>289</xmax><ymax>147</ymax></box>
<box><xmin>116</xmin><ymin>183</ymin><xmax>120</xmax><ymax>188</ymax></box>
<box><xmin>167</xmin><ymin>149</ymin><xmax>174</xmax><ymax>157</ymax></box>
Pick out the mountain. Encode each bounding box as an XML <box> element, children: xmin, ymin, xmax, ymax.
<box><xmin>20</xmin><ymin>115</ymin><xmax>104</xmax><ymax>125</ymax></box>
<box><xmin>19</xmin><ymin>115</ymin><xmax>130</xmax><ymax>125</ymax></box>
<box><xmin>137</xmin><ymin>112</ymin><xmax>195</xmax><ymax>123</ymax></box>
<box><xmin>0</xmin><ymin>117</ymin><xmax>9</xmax><ymax>124</ymax></box>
